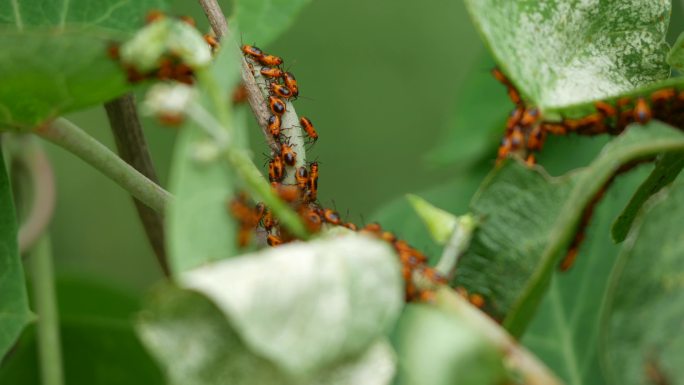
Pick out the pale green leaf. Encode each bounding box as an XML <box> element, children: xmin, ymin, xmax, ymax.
<box><xmin>465</xmin><ymin>0</ymin><xmax>671</xmax><ymax>111</ymax></box>
<box><xmin>139</xmin><ymin>234</ymin><xmax>403</xmax><ymax>384</ymax></box>
<box><xmin>667</xmin><ymin>31</ymin><xmax>684</xmax><ymax>71</ymax></box>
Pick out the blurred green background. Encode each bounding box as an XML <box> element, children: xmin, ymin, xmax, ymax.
<box><xmin>45</xmin><ymin>0</ymin><xmax>684</xmax><ymax>294</ymax></box>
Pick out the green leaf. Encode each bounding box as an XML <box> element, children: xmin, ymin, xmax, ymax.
<box><xmin>521</xmin><ymin>169</ymin><xmax>649</xmax><ymax>385</ymax></box>
<box><xmin>0</xmin><ymin>0</ymin><xmax>166</xmax><ymax>30</ymax></box>
<box><xmin>611</xmin><ymin>151</ymin><xmax>684</xmax><ymax>242</ymax></box>
<box><xmin>0</xmin><ymin>0</ymin><xmax>167</xmax><ymax>130</ymax></box>
<box><xmin>600</xmin><ymin>177</ymin><xmax>684</xmax><ymax>385</ymax></box>
<box><xmin>0</xmin><ymin>31</ymin><xmax>130</xmax><ymax>130</ymax></box>
<box><xmin>465</xmin><ymin>0</ymin><xmax>672</xmax><ymax>111</ymax></box>
<box><xmin>0</xmin><ymin>278</ymin><xmax>163</xmax><ymax>384</ymax></box>
<box><xmin>667</xmin><ymin>31</ymin><xmax>684</xmax><ymax>71</ymax></box>
<box><xmin>232</xmin><ymin>0</ymin><xmax>312</xmax><ymax>46</ymax></box>
<box><xmin>139</xmin><ymin>234</ymin><xmax>403</xmax><ymax>383</ymax></box>
<box><xmin>394</xmin><ymin>304</ymin><xmax>508</xmax><ymax>385</ymax></box>
<box><xmin>456</xmin><ymin>122</ymin><xmax>684</xmax><ymax>336</ymax></box>
<box><xmin>166</xmin><ymin>126</ymin><xmax>237</xmax><ymax>273</ymax></box>
<box><xmin>165</xmin><ymin>38</ymin><xmax>242</xmax><ymax>274</ymax></box>
<box><xmin>0</xmin><ymin>144</ymin><xmax>31</xmax><ymax>360</ymax></box>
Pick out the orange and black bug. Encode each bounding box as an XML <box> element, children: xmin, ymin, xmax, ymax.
<box><xmin>505</xmin><ymin>108</ymin><xmax>523</xmax><ymax>132</ymax></box>
<box><xmin>322</xmin><ymin>208</ymin><xmax>342</xmax><ymax>225</ymax></box>
<box><xmin>270</xmin><ymin>83</ymin><xmax>293</xmax><ymax>99</ymax></box>
<box><xmin>281</xmin><ymin>143</ymin><xmax>297</xmax><ymax>166</ymax></box>
<box><xmin>258</xmin><ymin>54</ymin><xmax>283</xmax><ymax>67</ymax></box>
<box><xmin>651</xmin><ymin>88</ymin><xmax>676</xmax><ymax>104</ymax></box>
<box><xmin>267</xmin><ymin>234</ymin><xmax>283</xmax><ymax>247</ymax></box>
<box><xmin>269</xmin><ymin>96</ymin><xmax>286</xmax><ymax>116</ymax></box>
<box><xmin>262</xmin><ymin>210</ymin><xmax>276</xmax><ymax>231</ymax></box>
<box><xmin>307</xmin><ymin>162</ymin><xmax>319</xmax><ymax>201</ymax></box>
<box><xmin>497</xmin><ymin>136</ymin><xmax>513</xmax><ymax>160</ymax></box>
<box><xmin>232</xmin><ymin>84</ymin><xmax>248</xmax><ymax>104</ymax></box>
<box><xmin>204</xmin><ymin>34</ymin><xmax>219</xmax><ymax>52</ymax></box>
<box><xmin>595</xmin><ymin>101</ymin><xmax>616</xmax><ymax>117</ymax></box>
<box><xmin>344</xmin><ymin>222</ymin><xmax>358</xmax><ymax>231</ymax></box>
<box><xmin>283</xmin><ymin>72</ymin><xmax>299</xmax><ymax>97</ymax></box>
<box><xmin>267</xmin><ymin>115</ymin><xmax>281</xmax><ymax>137</ymax></box>
<box><xmin>492</xmin><ymin>68</ymin><xmax>521</xmax><ymax>105</ymax></box>
<box><xmin>301</xmin><ymin>208</ymin><xmax>323</xmax><ymax>232</ymax></box>
<box><xmin>254</xmin><ymin>202</ymin><xmax>266</xmax><ymax>223</ymax></box>
<box><xmin>145</xmin><ymin>10</ymin><xmax>165</xmax><ymax>24</ymax></box>
<box><xmin>107</xmin><ymin>43</ymin><xmax>120</xmax><ymax>60</ymax></box>
<box><xmin>520</xmin><ymin>107</ymin><xmax>539</xmax><ymax>126</ymax></box>
<box><xmin>380</xmin><ymin>231</ymin><xmax>397</xmax><ymax>243</ymax></box>
<box><xmin>299</xmin><ymin>117</ymin><xmax>318</xmax><ymax>142</ymax></box>
<box><xmin>242</xmin><ymin>45</ymin><xmax>264</xmax><ymax>59</ymax></box>
<box><xmin>260</xmin><ymin>67</ymin><xmax>284</xmax><ymax>79</ymax></box>
<box><xmin>268</xmin><ymin>155</ymin><xmax>285</xmax><ymax>182</ymax></box>
<box><xmin>527</xmin><ymin>124</ymin><xmax>546</xmax><ymax>151</ymax></box>
<box><xmin>295</xmin><ymin>166</ymin><xmax>309</xmax><ymax>190</ymax></box>
<box><xmin>634</xmin><ymin>97</ymin><xmax>652</xmax><ymax>124</ymax></box>
<box><xmin>363</xmin><ymin>222</ymin><xmax>382</xmax><ymax>234</ymax></box>
<box><xmin>179</xmin><ymin>15</ymin><xmax>196</xmax><ymax>27</ymax></box>
<box><xmin>173</xmin><ymin>63</ymin><xmax>194</xmax><ymax>85</ymax></box>
<box><xmin>469</xmin><ymin>293</ymin><xmax>485</xmax><ymax>308</ymax></box>
<box><xmin>273</xmin><ymin>183</ymin><xmax>300</xmax><ymax>202</ymax></box>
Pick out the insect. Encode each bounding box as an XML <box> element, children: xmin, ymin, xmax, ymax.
<box><xmin>281</xmin><ymin>143</ymin><xmax>297</xmax><ymax>166</ymax></box>
<box><xmin>179</xmin><ymin>15</ymin><xmax>196</xmax><ymax>27</ymax></box>
<box><xmin>262</xmin><ymin>210</ymin><xmax>276</xmax><ymax>231</ymax></box>
<box><xmin>301</xmin><ymin>208</ymin><xmax>323</xmax><ymax>232</ymax></box>
<box><xmin>520</xmin><ymin>108</ymin><xmax>540</xmax><ymax>126</ymax></box>
<box><xmin>469</xmin><ymin>293</ymin><xmax>485</xmax><ymax>308</ymax></box>
<box><xmin>258</xmin><ymin>54</ymin><xmax>284</xmax><ymax>67</ymax></box>
<box><xmin>595</xmin><ymin>101</ymin><xmax>616</xmax><ymax>117</ymax></box>
<box><xmin>204</xmin><ymin>34</ymin><xmax>220</xmax><ymax>52</ymax></box>
<box><xmin>307</xmin><ymin>162</ymin><xmax>319</xmax><ymax>201</ymax></box>
<box><xmin>268</xmin><ymin>155</ymin><xmax>285</xmax><ymax>182</ymax></box>
<box><xmin>344</xmin><ymin>222</ymin><xmax>358</xmax><ymax>231</ymax></box>
<box><xmin>269</xmin><ymin>96</ymin><xmax>286</xmax><ymax>116</ymax></box>
<box><xmin>242</xmin><ymin>45</ymin><xmax>264</xmax><ymax>59</ymax></box>
<box><xmin>267</xmin><ymin>234</ymin><xmax>283</xmax><ymax>247</ymax></box>
<box><xmin>526</xmin><ymin>124</ymin><xmax>546</xmax><ymax>151</ymax></box>
<box><xmin>267</xmin><ymin>115</ymin><xmax>281</xmax><ymax>137</ymax></box>
<box><xmin>322</xmin><ymin>208</ymin><xmax>342</xmax><ymax>225</ymax></box>
<box><xmin>295</xmin><ymin>167</ymin><xmax>309</xmax><ymax>190</ymax></box>
<box><xmin>145</xmin><ymin>10</ymin><xmax>165</xmax><ymax>24</ymax></box>
<box><xmin>273</xmin><ymin>183</ymin><xmax>300</xmax><ymax>202</ymax></box>
<box><xmin>260</xmin><ymin>67</ymin><xmax>284</xmax><ymax>79</ymax></box>
<box><xmin>270</xmin><ymin>83</ymin><xmax>293</xmax><ymax>99</ymax></box>
<box><xmin>283</xmin><ymin>72</ymin><xmax>299</xmax><ymax>97</ymax></box>
<box><xmin>634</xmin><ymin>97</ymin><xmax>652</xmax><ymax>124</ymax></box>
<box><xmin>299</xmin><ymin>117</ymin><xmax>318</xmax><ymax>142</ymax></box>
<box><xmin>492</xmin><ymin>68</ymin><xmax>521</xmax><ymax>105</ymax></box>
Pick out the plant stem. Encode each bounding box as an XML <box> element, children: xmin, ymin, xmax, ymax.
<box><xmin>29</xmin><ymin>235</ymin><xmax>64</xmax><ymax>385</ymax></box>
<box><xmin>197</xmin><ymin>0</ymin><xmax>285</xmax><ymax>155</ymax></box>
<box><xmin>436</xmin><ymin>215</ymin><xmax>476</xmax><ymax>279</ymax></box>
<box><xmin>34</xmin><ymin>118</ymin><xmax>171</xmax><ymax>214</ymax></box>
<box><xmin>436</xmin><ymin>288</ymin><xmax>562</xmax><ymax>385</ymax></box>
<box><xmin>104</xmin><ymin>94</ymin><xmax>170</xmax><ymax>277</ymax></box>
<box><xmin>15</xmin><ymin>137</ymin><xmax>56</xmax><ymax>254</ymax></box>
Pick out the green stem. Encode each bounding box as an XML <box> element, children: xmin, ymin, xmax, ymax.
<box><xmin>34</xmin><ymin>118</ymin><xmax>171</xmax><ymax>213</ymax></box>
<box><xmin>30</xmin><ymin>235</ymin><xmax>64</xmax><ymax>385</ymax></box>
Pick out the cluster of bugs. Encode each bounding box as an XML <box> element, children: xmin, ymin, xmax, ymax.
<box><xmin>227</xmin><ymin>45</ymin><xmax>483</xmax><ymax>303</ymax></box>
<box><xmin>493</xmin><ymin>68</ymin><xmax>684</xmax><ymax>165</ymax></box>
<box><xmin>493</xmin><ymin>67</ymin><xmax>684</xmax><ymax>271</ymax></box>
<box><xmin>108</xmin><ymin>12</ymin><xmax>199</xmax><ymax>85</ymax></box>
